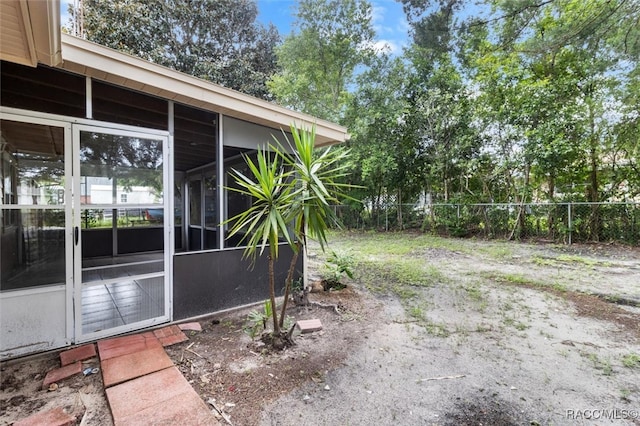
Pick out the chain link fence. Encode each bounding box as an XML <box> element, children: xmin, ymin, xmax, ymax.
<box><xmin>334</xmin><ymin>202</ymin><xmax>640</xmax><ymax>245</ymax></box>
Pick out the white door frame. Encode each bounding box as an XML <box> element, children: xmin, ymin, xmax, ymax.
<box><xmin>0</xmin><ymin>112</ymin><xmax>73</xmax><ymax>358</ymax></box>
<box><xmin>72</xmin><ymin>124</ymin><xmax>171</xmax><ymax>343</ymax></box>
<box><xmin>1</xmin><ymin>107</ymin><xmax>172</xmax><ymax>356</ymax></box>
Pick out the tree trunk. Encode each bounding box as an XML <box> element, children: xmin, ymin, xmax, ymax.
<box><xmin>279</xmin><ymin>239</ymin><xmax>302</xmax><ymax>328</ymax></box>
<box><xmin>268</xmin><ymin>255</ymin><xmax>280</xmax><ymax>336</ymax></box>
<box><xmin>587</xmin><ymin>101</ymin><xmax>601</xmax><ymax>241</ymax></box>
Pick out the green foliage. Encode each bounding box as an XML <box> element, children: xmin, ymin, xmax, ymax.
<box><xmin>227</xmin><ymin>124</ymin><xmax>355</xmax><ymax>342</ymax></box>
<box><xmin>71</xmin><ymin>0</ymin><xmax>280</xmax><ymax>99</ymax></box>
<box><xmin>268</xmin><ymin>0</ymin><xmax>376</xmax><ymax>122</ymax></box>
<box><xmin>622</xmin><ymin>353</ymin><xmax>640</xmax><ymax>369</ymax></box>
<box><xmin>320</xmin><ymin>249</ymin><xmax>355</xmax><ymax>288</ymax></box>
<box><xmin>243</xmin><ymin>300</ymin><xmax>274</xmax><ymax>340</ymax></box>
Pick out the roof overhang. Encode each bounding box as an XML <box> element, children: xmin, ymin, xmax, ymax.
<box><xmin>0</xmin><ymin>0</ymin><xmax>62</xmax><ymax>67</ymax></box>
<box><xmin>59</xmin><ymin>35</ymin><xmax>349</xmax><ymax>146</ymax></box>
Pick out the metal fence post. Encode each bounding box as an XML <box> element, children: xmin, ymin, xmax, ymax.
<box><xmin>568</xmin><ymin>203</ymin><xmax>572</xmax><ymax>245</ymax></box>
<box><xmin>385</xmin><ymin>204</ymin><xmax>388</xmax><ymax>231</ymax></box>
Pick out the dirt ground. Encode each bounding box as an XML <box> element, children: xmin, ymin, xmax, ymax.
<box><xmin>1</xmin><ymin>232</ymin><xmax>639</xmax><ymax>425</ymax></box>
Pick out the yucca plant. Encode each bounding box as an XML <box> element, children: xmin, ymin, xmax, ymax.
<box><xmin>226</xmin><ymin>146</ymin><xmax>294</xmax><ymax>345</ymax></box>
<box><xmin>275</xmin><ymin>124</ymin><xmax>353</xmax><ymax>327</ymax></box>
<box><xmin>227</xmin><ymin>123</ymin><xmax>353</xmax><ymax>348</ymax></box>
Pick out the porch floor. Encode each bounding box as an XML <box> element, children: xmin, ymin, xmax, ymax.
<box><xmin>82</xmin><ymin>279</ymin><xmax>164</xmax><ymax>334</ymax></box>
<box><xmin>82</xmin><ymin>254</ymin><xmax>165</xmax><ymax>334</ymax></box>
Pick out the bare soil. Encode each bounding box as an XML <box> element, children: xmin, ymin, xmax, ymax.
<box><xmin>2</xmin><ymin>233</ymin><xmax>639</xmax><ymax>426</ymax></box>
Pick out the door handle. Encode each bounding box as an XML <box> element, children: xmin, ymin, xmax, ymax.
<box><xmin>74</xmin><ymin>226</ymin><xmax>79</xmax><ymax>245</ymax></box>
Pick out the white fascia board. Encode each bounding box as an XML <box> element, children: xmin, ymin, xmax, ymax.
<box><xmin>59</xmin><ymin>34</ymin><xmax>349</xmax><ymax>146</ymax></box>
<box><xmin>29</xmin><ymin>0</ymin><xmax>62</xmax><ymax>67</ymax></box>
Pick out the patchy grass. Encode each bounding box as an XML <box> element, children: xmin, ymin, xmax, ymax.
<box><xmin>532</xmin><ymin>254</ymin><xmax>612</xmax><ymax>268</ymax></box>
<box><xmin>622</xmin><ymin>353</ymin><xmax>640</xmax><ymax>368</ymax></box>
<box><xmin>584</xmin><ymin>352</ymin><xmax>614</xmax><ymax>376</ymax></box>
<box><xmin>475</xmin><ymin>243</ymin><xmax>514</xmax><ymax>259</ymax></box>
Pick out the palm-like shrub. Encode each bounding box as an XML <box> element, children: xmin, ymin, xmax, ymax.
<box><xmin>227</xmin><ymin>123</ymin><xmax>351</xmax><ymax>348</ymax></box>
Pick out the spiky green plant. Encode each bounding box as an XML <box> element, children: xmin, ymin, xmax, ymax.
<box><xmin>275</xmin><ymin>123</ymin><xmax>353</xmax><ymax>327</ymax></box>
<box><xmin>226</xmin><ymin>146</ymin><xmax>294</xmax><ymax>340</ymax></box>
<box><xmin>226</xmin><ymin>123</ymin><xmax>354</xmax><ymax>347</ymax></box>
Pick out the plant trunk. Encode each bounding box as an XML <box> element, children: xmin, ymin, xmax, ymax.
<box><xmin>279</xmin><ymin>239</ymin><xmax>302</xmax><ymax>328</ymax></box>
<box><xmin>587</xmin><ymin>100</ymin><xmax>601</xmax><ymax>241</ymax></box>
<box><xmin>268</xmin><ymin>255</ymin><xmax>280</xmax><ymax>336</ymax></box>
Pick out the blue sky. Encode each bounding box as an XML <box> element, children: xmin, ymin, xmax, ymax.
<box><xmin>256</xmin><ymin>0</ymin><xmax>410</xmax><ymax>54</ymax></box>
<box><xmin>61</xmin><ymin>0</ymin><xmax>410</xmax><ymax>55</ymax></box>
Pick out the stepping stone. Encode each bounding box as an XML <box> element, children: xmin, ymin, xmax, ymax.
<box><xmin>153</xmin><ymin>325</ymin><xmax>189</xmax><ymax>346</ymax></box>
<box><xmin>178</xmin><ymin>322</ymin><xmax>202</xmax><ymax>332</ymax></box>
<box><xmin>297</xmin><ymin>318</ymin><xmax>323</xmax><ymax>333</ymax></box>
<box><xmin>106</xmin><ymin>366</ymin><xmax>212</xmax><ymax>426</ymax></box>
<box><xmin>42</xmin><ymin>361</ymin><xmax>82</xmax><ymax>389</ymax></box>
<box><xmin>111</xmin><ymin>389</ymin><xmax>214</xmax><ymax>426</ymax></box>
<box><xmin>13</xmin><ymin>407</ymin><xmax>75</xmax><ymax>426</ymax></box>
<box><xmin>60</xmin><ymin>344</ymin><xmax>97</xmax><ymax>366</ymax></box>
<box><xmin>98</xmin><ymin>332</ymin><xmax>162</xmax><ymax>361</ymax></box>
<box><xmin>101</xmin><ymin>346</ymin><xmax>174</xmax><ymax>388</ymax></box>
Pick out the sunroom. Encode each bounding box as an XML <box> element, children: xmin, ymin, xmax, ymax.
<box><xmin>0</xmin><ymin>1</ymin><xmax>348</xmax><ymax>359</ymax></box>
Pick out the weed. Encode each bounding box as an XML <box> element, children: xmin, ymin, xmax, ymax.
<box><xmin>500</xmin><ymin>274</ymin><xmax>530</xmax><ymax>284</ymax></box>
<box><xmin>556</xmin><ymin>254</ymin><xmax>604</xmax><ymax>267</ymax></box>
<box><xmin>424</xmin><ymin>320</ymin><xmax>450</xmax><ymax>337</ymax></box>
<box><xmin>464</xmin><ymin>285</ymin><xmax>484</xmax><ymax>302</ymax></box>
<box><xmin>551</xmin><ymin>281</ymin><xmax>567</xmax><ymax>292</ymax></box>
<box><xmin>320</xmin><ymin>249</ymin><xmax>355</xmax><ymax>290</ymax></box>
<box><xmin>514</xmin><ymin>322</ymin><xmax>529</xmax><ymax>331</ymax></box>
<box><xmin>408</xmin><ymin>305</ymin><xmax>425</xmax><ymax>321</ymax></box>
<box><xmin>585</xmin><ymin>353</ymin><xmax>614</xmax><ymax>376</ymax></box>
<box><xmin>479</xmin><ymin>244</ymin><xmax>513</xmax><ymax>259</ymax></box>
<box><xmin>532</xmin><ymin>256</ymin><xmax>556</xmax><ymax>267</ymax></box>
<box><xmin>622</xmin><ymin>353</ymin><xmax>640</xmax><ymax>368</ymax></box>
<box><xmin>620</xmin><ymin>389</ymin><xmax>631</xmax><ymax>401</ymax></box>
<box><xmin>243</xmin><ymin>300</ymin><xmax>274</xmax><ymax>340</ymax></box>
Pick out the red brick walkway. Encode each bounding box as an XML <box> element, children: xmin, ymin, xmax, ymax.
<box><xmin>98</xmin><ymin>326</ymin><xmax>213</xmax><ymax>425</ymax></box>
<box><xmin>15</xmin><ymin>323</ymin><xmax>213</xmax><ymax>426</ymax></box>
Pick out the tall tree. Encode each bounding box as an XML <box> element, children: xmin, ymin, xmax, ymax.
<box><xmin>69</xmin><ymin>0</ymin><xmax>280</xmax><ymax>100</ymax></box>
<box><xmin>268</xmin><ymin>0</ymin><xmax>377</xmax><ymax>123</ymax></box>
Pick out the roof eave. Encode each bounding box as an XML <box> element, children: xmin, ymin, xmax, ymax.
<box><xmin>59</xmin><ymin>34</ymin><xmax>349</xmax><ymax>146</ymax></box>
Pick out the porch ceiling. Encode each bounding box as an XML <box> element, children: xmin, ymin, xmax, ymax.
<box><xmin>59</xmin><ymin>34</ymin><xmax>349</xmax><ymax>147</ymax></box>
<box><xmin>0</xmin><ymin>0</ymin><xmax>62</xmax><ymax>68</ymax></box>
<box><xmin>0</xmin><ymin>119</ymin><xmax>64</xmax><ymax>156</ymax></box>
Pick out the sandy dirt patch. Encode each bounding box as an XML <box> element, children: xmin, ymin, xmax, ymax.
<box><xmin>2</xmin><ymin>232</ymin><xmax>639</xmax><ymax>425</ymax></box>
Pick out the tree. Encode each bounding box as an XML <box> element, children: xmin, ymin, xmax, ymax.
<box><xmin>69</xmin><ymin>0</ymin><xmax>280</xmax><ymax>100</ymax></box>
<box><xmin>226</xmin><ymin>124</ymin><xmax>351</xmax><ymax>348</ymax></box>
<box><xmin>345</xmin><ymin>54</ymin><xmax>414</xmax><ymax>226</ymax></box>
<box><xmin>268</xmin><ymin>0</ymin><xmax>377</xmax><ymax>123</ymax></box>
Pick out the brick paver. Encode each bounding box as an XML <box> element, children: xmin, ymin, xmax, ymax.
<box><xmin>106</xmin><ymin>367</ymin><xmax>195</xmax><ymax>418</ymax></box>
<box><xmin>97</xmin><ymin>332</ymin><xmax>162</xmax><ymax>361</ymax></box>
<box><xmin>153</xmin><ymin>325</ymin><xmax>189</xmax><ymax>346</ymax></box>
<box><xmin>111</xmin><ymin>389</ymin><xmax>214</xmax><ymax>425</ymax></box>
<box><xmin>42</xmin><ymin>361</ymin><xmax>82</xmax><ymax>389</ymax></box>
<box><xmin>13</xmin><ymin>407</ymin><xmax>75</xmax><ymax>426</ymax></box>
<box><xmin>297</xmin><ymin>318</ymin><xmax>323</xmax><ymax>333</ymax></box>
<box><xmin>101</xmin><ymin>346</ymin><xmax>174</xmax><ymax>388</ymax></box>
<box><xmin>60</xmin><ymin>344</ymin><xmax>97</xmax><ymax>366</ymax></box>
<box><xmin>178</xmin><ymin>322</ymin><xmax>202</xmax><ymax>332</ymax></box>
